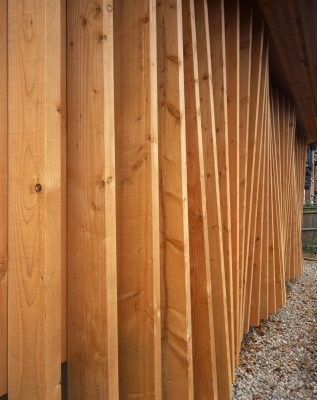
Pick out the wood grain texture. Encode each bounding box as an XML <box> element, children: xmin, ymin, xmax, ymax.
<box><xmin>207</xmin><ymin>0</ymin><xmax>235</xmax><ymax>373</ymax></box>
<box><xmin>224</xmin><ymin>0</ymin><xmax>239</xmax><ymax>367</ymax></box>
<box><xmin>249</xmin><ymin>62</ymin><xmax>268</xmax><ymax>326</ymax></box>
<box><xmin>114</xmin><ymin>0</ymin><xmax>160</xmax><ymax>398</ymax></box>
<box><xmin>259</xmin><ymin>101</ymin><xmax>270</xmax><ymax>321</ymax></box>
<box><xmin>0</xmin><ymin>1</ymin><xmax>310</xmax><ymax>397</ymax></box>
<box><xmin>194</xmin><ymin>0</ymin><xmax>232</xmax><ymax>397</ymax></box>
<box><xmin>244</xmin><ymin>39</ymin><xmax>267</xmax><ymax>330</ymax></box>
<box><xmin>0</xmin><ymin>1</ymin><xmax>7</xmax><ymax>396</ymax></box>
<box><xmin>238</xmin><ymin>0</ymin><xmax>252</xmax><ymax>351</ymax></box>
<box><xmin>157</xmin><ymin>1</ymin><xmax>193</xmax><ymax>398</ymax></box>
<box><xmin>241</xmin><ymin>16</ymin><xmax>263</xmax><ymax>334</ymax></box>
<box><xmin>67</xmin><ymin>1</ymin><xmax>118</xmax><ymax>399</ymax></box>
<box><xmin>183</xmin><ymin>0</ymin><xmax>218</xmax><ymax>397</ymax></box>
<box><xmin>61</xmin><ymin>0</ymin><xmax>66</xmax><ymax>365</ymax></box>
<box><xmin>8</xmin><ymin>0</ymin><xmax>63</xmax><ymax>398</ymax></box>
<box><xmin>270</xmin><ymin>91</ymin><xmax>285</xmax><ymax>309</ymax></box>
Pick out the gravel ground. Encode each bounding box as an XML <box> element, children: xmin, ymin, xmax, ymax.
<box><xmin>233</xmin><ymin>259</ymin><xmax>317</xmax><ymax>400</ymax></box>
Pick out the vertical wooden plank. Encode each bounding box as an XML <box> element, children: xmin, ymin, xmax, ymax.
<box><xmin>241</xmin><ymin>16</ymin><xmax>264</xmax><ymax>334</ymax></box>
<box><xmin>61</xmin><ymin>0</ymin><xmax>66</xmax><ymax>365</ymax></box>
<box><xmin>282</xmin><ymin>99</ymin><xmax>292</xmax><ymax>283</ymax></box>
<box><xmin>297</xmin><ymin>136</ymin><xmax>307</xmax><ymax>274</ymax></box>
<box><xmin>207</xmin><ymin>0</ymin><xmax>235</xmax><ymax>373</ymax></box>
<box><xmin>157</xmin><ymin>1</ymin><xmax>193</xmax><ymax>398</ymax></box>
<box><xmin>194</xmin><ymin>0</ymin><xmax>232</xmax><ymax>397</ymax></box>
<box><xmin>286</xmin><ymin>107</ymin><xmax>297</xmax><ymax>281</ymax></box>
<box><xmin>269</xmin><ymin>93</ymin><xmax>285</xmax><ymax>307</ymax></box>
<box><xmin>249</xmin><ymin>78</ymin><xmax>268</xmax><ymax>327</ymax></box>
<box><xmin>259</xmin><ymin>99</ymin><xmax>270</xmax><ymax>321</ymax></box>
<box><xmin>268</xmin><ymin>137</ymin><xmax>276</xmax><ymax>315</ymax></box>
<box><xmin>67</xmin><ymin>1</ymin><xmax>119</xmax><ymax>398</ymax></box>
<box><xmin>238</xmin><ymin>0</ymin><xmax>252</xmax><ymax>351</ymax></box>
<box><xmin>150</xmin><ymin>1</ymin><xmax>162</xmax><ymax>395</ymax></box>
<box><xmin>275</xmin><ymin>94</ymin><xmax>287</xmax><ymax>288</ymax></box>
<box><xmin>8</xmin><ymin>0</ymin><xmax>63</xmax><ymax>398</ymax></box>
<box><xmin>263</xmin><ymin>133</ymin><xmax>277</xmax><ymax>319</ymax></box>
<box><xmin>224</xmin><ymin>0</ymin><xmax>239</xmax><ymax>366</ymax></box>
<box><xmin>183</xmin><ymin>0</ymin><xmax>218</xmax><ymax>398</ymax></box>
<box><xmin>114</xmin><ymin>1</ymin><xmax>161</xmax><ymax>398</ymax></box>
<box><xmin>0</xmin><ymin>0</ymin><xmax>7</xmax><ymax>396</ymax></box>
<box><xmin>245</xmin><ymin>40</ymin><xmax>268</xmax><ymax>329</ymax></box>
<box><xmin>270</xmin><ymin>90</ymin><xmax>285</xmax><ymax>307</ymax></box>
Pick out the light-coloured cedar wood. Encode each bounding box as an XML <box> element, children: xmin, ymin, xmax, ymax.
<box><xmin>296</xmin><ymin>136</ymin><xmax>306</xmax><ymax>274</ymax></box>
<box><xmin>298</xmin><ymin>137</ymin><xmax>307</xmax><ymax>273</ymax></box>
<box><xmin>238</xmin><ymin>0</ymin><xmax>252</xmax><ymax>352</ymax></box>
<box><xmin>243</xmin><ymin>32</ymin><xmax>267</xmax><ymax>331</ymax></box>
<box><xmin>287</xmin><ymin>135</ymin><xmax>296</xmax><ymax>279</ymax></box>
<box><xmin>269</xmin><ymin>96</ymin><xmax>283</xmax><ymax>311</ymax></box>
<box><xmin>114</xmin><ymin>1</ymin><xmax>161</xmax><ymax>399</ymax></box>
<box><xmin>249</xmin><ymin>76</ymin><xmax>268</xmax><ymax>327</ymax></box>
<box><xmin>244</xmin><ymin>43</ymin><xmax>268</xmax><ymax>331</ymax></box>
<box><xmin>283</xmin><ymin>101</ymin><xmax>291</xmax><ymax>260</ymax></box>
<box><xmin>0</xmin><ymin>0</ymin><xmax>310</xmax><ymax>396</ymax></box>
<box><xmin>61</xmin><ymin>0</ymin><xmax>66</xmax><ymax>364</ymax></box>
<box><xmin>270</xmin><ymin>92</ymin><xmax>285</xmax><ymax>286</ymax></box>
<box><xmin>299</xmin><ymin>138</ymin><xmax>306</xmax><ymax>270</ymax></box>
<box><xmin>287</xmin><ymin>111</ymin><xmax>297</xmax><ymax>281</ymax></box>
<box><xmin>277</xmin><ymin>109</ymin><xmax>286</xmax><ymax>293</ymax></box>
<box><xmin>194</xmin><ymin>0</ymin><xmax>232</xmax><ymax>397</ymax></box>
<box><xmin>281</xmin><ymin>97</ymin><xmax>289</xmax><ymax>282</ymax></box>
<box><xmin>267</xmin><ymin>93</ymin><xmax>276</xmax><ymax>318</ymax></box>
<box><xmin>183</xmin><ymin>0</ymin><xmax>218</xmax><ymax>398</ymax></box>
<box><xmin>290</xmin><ymin>115</ymin><xmax>298</xmax><ymax>279</ymax></box>
<box><xmin>150</xmin><ymin>0</ymin><xmax>162</xmax><ymax>395</ymax></box>
<box><xmin>0</xmin><ymin>0</ymin><xmax>7</xmax><ymax>396</ymax></box>
<box><xmin>289</xmin><ymin>130</ymin><xmax>298</xmax><ymax>279</ymax></box>
<box><xmin>8</xmin><ymin>0</ymin><xmax>63</xmax><ymax>398</ymax></box>
<box><xmin>67</xmin><ymin>1</ymin><xmax>118</xmax><ymax>398</ymax></box>
<box><xmin>224</xmin><ymin>0</ymin><xmax>239</xmax><ymax>366</ymax></box>
<box><xmin>259</xmin><ymin>100</ymin><xmax>270</xmax><ymax>321</ymax></box>
<box><xmin>270</xmin><ymin>90</ymin><xmax>285</xmax><ymax>307</ymax></box>
<box><xmin>276</xmin><ymin>94</ymin><xmax>287</xmax><ymax>288</ymax></box>
<box><xmin>290</xmin><ymin>117</ymin><xmax>298</xmax><ymax>279</ymax></box>
<box><xmin>285</xmin><ymin>105</ymin><xmax>295</xmax><ymax>282</ymax></box>
<box><xmin>241</xmin><ymin>16</ymin><xmax>264</xmax><ymax>334</ymax></box>
<box><xmin>282</xmin><ymin>99</ymin><xmax>292</xmax><ymax>283</ymax></box>
<box><xmin>207</xmin><ymin>0</ymin><xmax>235</xmax><ymax>373</ymax></box>
<box><xmin>157</xmin><ymin>0</ymin><xmax>193</xmax><ymax>398</ymax></box>
<box><xmin>268</xmin><ymin>136</ymin><xmax>276</xmax><ymax>315</ymax></box>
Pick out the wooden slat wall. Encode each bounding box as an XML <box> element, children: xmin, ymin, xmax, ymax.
<box><xmin>157</xmin><ymin>1</ymin><xmax>193</xmax><ymax>397</ymax></box>
<box><xmin>194</xmin><ymin>1</ymin><xmax>232</xmax><ymax>398</ymax></box>
<box><xmin>208</xmin><ymin>0</ymin><xmax>235</xmax><ymax>377</ymax></box>
<box><xmin>237</xmin><ymin>0</ymin><xmax>252</xmax><ymax>359</ymax></box>
<box><xmin>0</xmin><ymin>0</ymin><xmax>7</xmax><ymax>396</ymax></box>
<box><xmin>8</xmin><ymin>0</ymin><xmax>64</xmax><ymax>398</ymax></box>
<box><xmin>242</xmin><ymin>14</ymin><xmax>264</xmax><ymax>335</ymax></box>
<box><xmin>0</xmin><ymin>1</ymin><xmax>309</xmax><ymax>399</ymax></box>
<box><xmin>224</xmin><ymin>0</ymin><xmax>239</xmax><ymax>373</ymax></box>
<box><xmin>183</xmin><ymin>0</ymin><xmax>218</xmax><ymax>398</ymax></box>
<box><xmin>245</xmin><ymin>37</ymin><xmax>268</xmax><ymax>330</ymax></box>
<box><xmin>67</xmin><ymin>1</ymin><xmax>118</xmax><ymax>399</ymax></box>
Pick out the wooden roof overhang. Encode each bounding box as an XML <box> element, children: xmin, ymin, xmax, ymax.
<box><xmin>257</xmin><ymin>0</ymin><xmax>317</xmax><ymax>143</ymax></box>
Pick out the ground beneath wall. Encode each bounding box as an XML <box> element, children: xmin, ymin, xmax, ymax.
<box><xmin>233</xmin><ymin>259</ymin><xmax>317</xmax><ymax>400</ymax></box>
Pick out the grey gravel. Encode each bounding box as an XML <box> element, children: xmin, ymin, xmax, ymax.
<box><xmin>233</xmin><ymin>259</ymin><xmax>317</xmax><ymax>400</ymax></box>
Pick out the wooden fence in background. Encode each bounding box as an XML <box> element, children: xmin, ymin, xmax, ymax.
<box><xmin>0</xmin><ymin>0</ymin><xmax>307</xmax><ymax>399</ymax></box>
<box><xmin>302</xmin><ymin>206</ymin><xmax>317</xmax><ymax>253</ymax></box>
